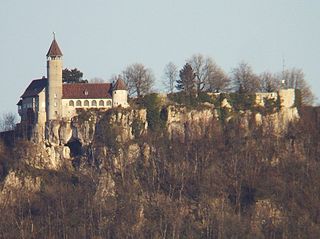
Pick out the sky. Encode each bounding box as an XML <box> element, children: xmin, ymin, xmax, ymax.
<box><xmin>0</xmin><ymin>0</ymin><xmax>319</xmax><ymax>115</ymax></box>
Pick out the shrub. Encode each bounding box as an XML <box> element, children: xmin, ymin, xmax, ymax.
<box><xmin>131</xmin><ymin>118</ymin><xmax>144</xmax><ymax>138</ymax></box>
<box><xmin>197</xmin><ymin>92</ymin><xmax>213</xmax><ymax>103</ymax></box>
<box><xmin>94</xmin><ymin>110</ymin><xmax>121</xmax><ymax>152</ymax></box>
<box><xmin>226</xmin><ymin>93</ymin><xmax>255</xmax><ymax>111</ymax></box>
<box><xmin>294</xmin><ymin>89</ymin><xmax>302</xmax><ymax>109</ymax></box>
<box><xmin>263</xmin><ymin>98</ymin><xmax>278</xmax><ymax>115</ymax></box>
<box><xmin>167</xmin><ymin>92</ymin><xmax>197</xmax><ymax>107</ymax></box>
<box><xmin>140</xmin><ymin>94</ymin><xmax>168</xmax><ymax>132</ymax></box>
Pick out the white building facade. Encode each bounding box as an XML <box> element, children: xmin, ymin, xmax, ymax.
<box><xmin>18</xmin><ymin>37</ymin><xmax>129</xmax><ymax>127</ymax></box>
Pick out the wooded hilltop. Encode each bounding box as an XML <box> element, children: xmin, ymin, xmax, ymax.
<box><xmin>0</xmin><ymin>89</ymin><xmax>320</xmax><ymax>238</ymax></box>
<box><xmin>0</xmin><ymin>53</ymin><xmax>319</xmax><ymax>238</ymax></box>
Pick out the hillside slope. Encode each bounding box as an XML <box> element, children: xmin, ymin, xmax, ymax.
<box><xmin>0</xmin><ymin>94</ymin><xmax>319</xmax><ymax>239</ymax></box>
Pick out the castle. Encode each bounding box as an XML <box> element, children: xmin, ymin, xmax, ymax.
<box><xmin>17</xmin><ymin>37</ymin><xmax>129</xmax><ymax>127</ymax></box>
<box><xmin>15</xmin><ymin>36</ymin><xmax>299</xmax><ymax>144</ymax></box>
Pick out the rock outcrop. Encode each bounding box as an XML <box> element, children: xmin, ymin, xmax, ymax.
<box><xmin>0</xmin><ymin>171</ymin><xmax>41</xmax><ymax>206</ymax></box>
<box><xmin>0</xmin><ymin>90</ymin><xmax>311</xmax><ymax>238</ymax></box>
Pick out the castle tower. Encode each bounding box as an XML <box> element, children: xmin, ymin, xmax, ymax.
<box><xmin>112</xmin><ymin>78</ymin><xmax>129</xmax><ymax>108</ymax></box>
<box><xmin>46</xmin><ymin>35</ymin><xmax>63</xmax><ymax>121</ymax></box>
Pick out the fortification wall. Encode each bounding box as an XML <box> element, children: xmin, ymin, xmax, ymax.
<box><xmin>279</xmin><ymin>89</ymin><xmax>295</xmax><ymax>108</ymax></box>
<box><xmin>255</xmin><ymin>92</ymin><xmax>278</xmax><ymax>107</ymax></box>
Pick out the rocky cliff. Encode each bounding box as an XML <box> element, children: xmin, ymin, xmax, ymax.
<box><xmin>1</xmin><ymin>92</ymin><xmax>310</xmax><ymax>238</ymax></box>
<box><xmin>14</xmin><ymin>93</ymin><xmax>301</xmax><ymax>171</ymax></box>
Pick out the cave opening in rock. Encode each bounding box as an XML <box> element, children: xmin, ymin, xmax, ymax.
<box><xmin>66</xmin><ymin>139</ymin><xmax>82</xmax><ymax>157</ymax></box>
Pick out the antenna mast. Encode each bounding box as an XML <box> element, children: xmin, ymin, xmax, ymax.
<box><xmin>282</xmin><ymin>55</ymin><xmax>286</xmax><ymax>88</ymax></box>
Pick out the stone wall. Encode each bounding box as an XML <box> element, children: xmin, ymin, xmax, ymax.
<box><xmin>255</xmin><ymin>92</ymin><xmax>278</xmax><ymax>107</ymax></box>
<box><xmin>37</xmin><ymin>90</ymin><xmax>47</xmax><ymax>125</ymax></box>
<box><xmin>278</xmin><ymin>89</ymin><xmax>295</xmax><ymax>108</ymax></box>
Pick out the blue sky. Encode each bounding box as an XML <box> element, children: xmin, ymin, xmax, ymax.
<box><xmin>0</xmin><ymin>0</ymin><xmax>319</xmax><ymax>115</ymax></box>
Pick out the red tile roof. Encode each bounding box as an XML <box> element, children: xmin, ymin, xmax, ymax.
<box><xmin>46</xmin><ymin>39</ymin><xmax>63</xmax><ymax>57</ymax></box>
<box><xmin>21</xmin><ymin>78</ymin><xmax>47</xmax><ymax>98</ymax></box>
<box><xmin>113</xmin><ymin>79</ymin><xmax>127</xmax><ymax>90</ymax></box>
<box><xmin>62</xmin><ymin>83</ymin><xmax>112</xmax><ymax>99</ymax></box>
<box><xmin>21</xmin><ymin>79</ymin><xmax>114</xmax><ymax>100</ymax></box>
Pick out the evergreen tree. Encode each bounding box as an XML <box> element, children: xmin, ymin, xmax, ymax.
<box><xmin>176</xmin><ymin>63</ymin><xmax>196</xmax><ymax>95</ymax></box>
<box><xmin>62</xmin><ymin>68</ymin><xmax>87</xmax><ymax>84</ymax></box>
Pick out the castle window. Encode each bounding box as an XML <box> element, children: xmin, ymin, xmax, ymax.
<box><xmin>76</xmin><ymin>100</ymin><xmax>82</xmax><ymax>107</ymax></box>
<box><xmin>84</xmin><ymin>100</ymin><xmax>89</xmax><ymax>106</ymax></box>
<box><xmin>99</xmin><ymin>100</ymin><xmax>104</xmax><ymax>106</ymax></box>
<box><xmin>84</xmin><ymin>90</ymin><xmax>88</xmax><ymax>96</ymax></box>
<box><xmin>106</xmin><ymin>100</ymin><xmax>112</xmax><ymax>106</ymax></box>
<box><xmin>92</xmin><ymin>100</ymin><xmax>97</xmax><ymax>107</ymax></box>
<box><xmin>69</xmin><ymin>100</ymin><xmax>74</xmax><ymax>107</ymax></box>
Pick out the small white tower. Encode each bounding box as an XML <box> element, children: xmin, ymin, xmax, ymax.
<box><xmin>46</xmin><ymin>34</ymin><xmax>63</xmax><ymax>121</ymax></box>
<box><xmin>112</xmin><ymin>78</ymin><xmax>129</xmax><ymax>108</ymax></box>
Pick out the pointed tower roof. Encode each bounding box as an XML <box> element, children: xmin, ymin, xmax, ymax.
<box><xmin>46</xmin><ymin>35</ymin><xmax>63</xmax><ymax>57</ymax></box>
<box><xmin>113</xmin><ymin>78</ymin><xmax>127</xmax><ymax>90</ymax></box>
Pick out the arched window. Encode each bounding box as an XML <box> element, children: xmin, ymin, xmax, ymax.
<box><xmin>106</xmin><ymin>100</ymin><xmax>112</xmax><ymax>106</ymax></box>
<box><xmin>99</xmin><ymin>100</ymin><xmax>104</xmax><ymax>106</ymax></box>
<box><xmin>76</xmin><ymin>100</ymin><xmax>82</xmax><ymax>107</ymax></box>
<box><xmin>92</xmin><ymin>100</ymin><xmax>97</xmax><ymax>107</ymax></box>
<box><xmin>84</xmin><ymin>100</ymin><xmax>89</xmax><ymax>106</ymax></box>
<box><xmin>69</xmin><ymin>100</ymin><xmax>74</xmax><ymax>107</ymax></box>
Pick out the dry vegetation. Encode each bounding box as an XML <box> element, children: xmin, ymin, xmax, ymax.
<box><xmin>0</xmin><ymin>106</ymin><xmax>319</xmax><ymax>238</ymax></box>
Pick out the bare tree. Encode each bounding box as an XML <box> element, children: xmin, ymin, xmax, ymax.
<box><xmin>188</xmin><ymin>54</ymin><xmax>230</xmax><ymax>93</ymax></box>
<box><xmin>176</xmin><ymin>63</ymin><xmax>196</xmax><ymax>95</ymax></box>
<box><xmin>122</xmin><ymin>63</ymin><xmax>155</xmax><ymax>97</ymax></box>
<box><xmin>163</xmin><ymin>62</ymin><xmax>178</xmax><ymax>94</ymax></box>
<box><xmin>259</xmin><ymin>72</ymin><xmax>280</xmax><ymax>92</ymax></box>
<box><xmin>207</xmin><ymin>65</ymin><xmax>230</xmax><ymax>93</ymax></box>
<box><xmin>0</xmin><ymin>112</ymin><xmax>16</xmax><ymax>132</ymax></box>
<box><xmin>188</xmin><ymin>54</ymin><xmax>207</xmax><ymax>93</ymax></box>
<box><xmin>281</xmin><ymin>68</ymin><xmax>315</xmax><ymax>105</ymax></box>
<box><xmin>232</xmin><ymin>62</ymin><xmax>260</xmax><ymax>93</ymax></box>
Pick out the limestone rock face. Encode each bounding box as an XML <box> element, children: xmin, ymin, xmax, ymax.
<box><xmin>111</xmin><ymin>143</ymin><xmax>144</xmax><ymax>172</ymax></box>
<box><xmin>38</xmin><ymin>97</ymin><xmax>300</xmax><ymax>174</ymax></box>
<box><xmin>255</xmin><ymin>107</ymin><xmax>299</xmax><ymax>133</ymax></box>
<box><xmin>11</xmin><ymin>141</ymin><xmax>68</xmax><ymax>171</ymax></box>
<box><xmin>94</xmin><ymin>172</ymin><xmax>115</xmax><ymax>201</ymax></box>
<box><xmin>253</xmin><ymin>199</ymin><xmax>283</xmax><ymax>231</ymax></box>
<box><xmin>45</xmin><ymin>120</ymin><xmax>61</xmax><ymax>146</ymax></box>
<box><xmin>0</xmin><ymin>171</ymin><xmax>41</xmax><ymax>206</ymax></box>
<box><xmin>45</xmin><ymin>109</ymin><xmax>147</xmax><ymax>147</ymax></box>
<box><xmin>59</xmin><ymin>121</ymin><xmax>73</xmax><ymax>145</ymax></box>
<box><xmin>71</xmin><ymin>118</ymin><xmax>96</xmax><ymax>145</ymax></box>
<box><xmin>26</xmin><ymin>109</ymin><xmax>148</xmax><ymax>182</ymax></box>
<box><xmin>107</xmin><ymin>109</ymin><xmax>147</xmax><ymax>142</ymax></box>
<box><xmin>221</xmin><ymin>98</ymin><xmax>232</xmax><ymax>109</ymax></box>
<box><xmin>45</xmin><ymin>145</ymin><xmax>71</xmax><ymax>168</ymax></box>
<box><xmin>166</xmin><ymin>105</ymin><xmax>216</xmax><ymax>141</ymax></box>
